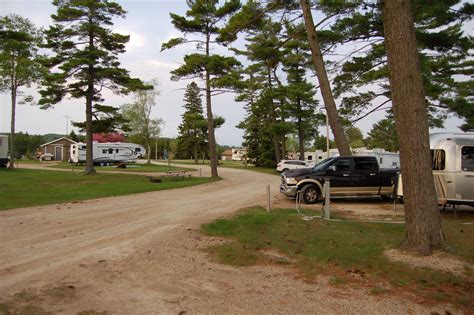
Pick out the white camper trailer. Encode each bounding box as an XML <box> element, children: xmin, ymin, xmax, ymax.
<box><xmin>353</xmin><ymin>148</ymin><xmax>400</xmax><ymax>169</ymax></box>
<box><xmin>396</xmin><ymin>132</ymin><xmax>474</xmax><ymax>206</ymax></box>
<box><xmin>70</xmin><ymin>142</ymin><xmax>146</xmax><ymax>165</ymax></box>
<box><xmin>0</xmin><ymin>135</ymin><xmax>9</xmax><ymax>167</ymax></box>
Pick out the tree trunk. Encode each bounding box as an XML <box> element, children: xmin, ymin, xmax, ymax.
<box><xmin>300</xmin><ymin>0</ymin><xmax>351</xmax><ymax>157</ymax></box>
<box><xmin>147</xmin><ymin>143</ymin><xmax>151</xmax><ymax>164</ymax></box>
<box><xmin>297</xmin><ymin>98</ymin><xmax>305</xmax><ymax>160</ymax></box>
<box><xmin>382</xmin><ymin>0</ymin><xmax>445</xmax><ymax>255</ymax></box>
<box><xmin>205</xmin><ymin>33</ymin><xmax>219</xmax><ymax>178</ymax></box>
<box><xmin>194</xmin><ymin>140</ymin><xmax>198</xmax><ymax>164</ymax></box>
<box><xmin>267</xmin><ymin>66</ymin><xmax>281</xmax><ymax>163</ymax></box>
<box><xmin>9</xmin><ymin>85</ymin><xmax>16</xmax><ymax>169</ymax></box>
<box><xmin>84</xmin><ymin>87</ymin><xmax>96</xmax><ymax>175</ymax></box>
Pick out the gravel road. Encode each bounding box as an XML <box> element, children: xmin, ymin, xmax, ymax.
<box><xmin>0</xmin><ymin>164</ymin><xmax>456</xmax><ymax>314</ymax></box>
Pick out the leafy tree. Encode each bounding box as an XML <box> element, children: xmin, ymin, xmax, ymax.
<box><xmin>122</xmin><ymin>79</ymin><xmax>163</xmax><ymax>164</ymax></box>
<box><xmin>366</xmin><ymin>118</ymin><xmax>398</xmax><ymax>152</ymax></box>
<box><xmin>162</xmin><ymin>0</ymin><xmax>241</xmax><ymax>178</ymax></box>
<box><xmin>39</xmin><ymin>0</ymin><xmax>148</xmax><ymax>175</ymax></box>
<box><xmin>383</xmin><ymin>0</ymin><xmax>445</xmax><ymax>255</ymax></box>
<box><xmin>0</xmin><ymin>14</ymin><xmax>43</xmax><ymax>168</ymax></box>
<box><xmin>92</xmin><ymin>133</ymin><xmax>124</xmax><ymax>143</ymax></box>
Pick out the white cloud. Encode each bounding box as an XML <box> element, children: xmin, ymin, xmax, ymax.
<box><xmin>115</xmin><ymin>28</ymin><xmax>146</xmax><ymax>51</ymax></box>
<box><xmin>145</xmin><ymin>59</ymin><xmax>179</xmax><ymax>70</ymax></box>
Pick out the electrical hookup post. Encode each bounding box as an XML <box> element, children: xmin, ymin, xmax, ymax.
<box><xmin>266</xmin><ymin>184</ymin><xmax>271</xmax><ymax>213</ymax></box>
<box><xmin>323</xmin><ymin>179</ymin><xmax>331</xmax><ymax>219</ymax></box>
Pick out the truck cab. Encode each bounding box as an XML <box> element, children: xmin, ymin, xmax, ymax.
<box><xmin>280</xmin><ymin>156</ymin><xmax>397</xmax><ymax>204</ymax></box>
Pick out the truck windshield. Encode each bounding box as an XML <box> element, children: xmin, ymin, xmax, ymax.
<box><xmin>313</xmin><ymin>158</ymin><xmax>335</xmax><ymax>171</ymax></box>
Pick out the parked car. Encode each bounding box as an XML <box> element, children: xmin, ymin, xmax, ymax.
<box><xmin>280</xmin><ymin>156</ymin><xmax>398</xmax><ymax>204</ymax></box>
<box><xmin>276</xmin><ymin>159</ymin><xmax>312</xmax><ymax>172</ymax></box>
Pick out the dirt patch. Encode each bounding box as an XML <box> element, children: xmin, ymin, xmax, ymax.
<box><xmin>385</xmin><ymin>248</ymin><xmax>473</xmax><ymax>278</ymax></box>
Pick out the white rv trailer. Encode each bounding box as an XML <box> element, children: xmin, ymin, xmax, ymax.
<box><xmin>353</xmin><ymin>148</ymin><xmax>400</xmax><ymax>169</ymax></box>
<box><xmin>70</xmin><ymin>142</ymin><xmax>146</xmax><ymax>164</ymax></box>
<box><xmin>0</xmin><ymin>135</ymin><xmax>9</xmax><ymax>167</ymax></box>
<box><xmin>396</xmin><ymin>132</ymin><xmax>474</xmax><ymax>206</ymax></box>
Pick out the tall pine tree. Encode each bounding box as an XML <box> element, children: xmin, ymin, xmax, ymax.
<box><xmin>39</xmin><ymin>0</ymin><xmax>147</xmax><ymax>175</ymax></box>
<box><xmin>162</xmin><ymin>0</ymin><xmax>241</xmax><ymax>177</ymax></box>
<box><xmin>176</xmin><ymin>82</ymin><xmax>208</xmax><ymax>164</ymax></box>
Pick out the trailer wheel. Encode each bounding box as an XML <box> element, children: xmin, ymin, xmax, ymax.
<box><xmin>301</xmin><ymin>184</ymin><xmax>320</xmax><ymax>204</ymax></box>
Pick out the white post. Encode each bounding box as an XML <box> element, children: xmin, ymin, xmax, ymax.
<box><xmin>199</xmin><ymin>168</ymin><xmax>202</xmax><ymax>177</ymax></box>
<box><xmin>266</xmin><ymin>185</ymin><xmax>271</xmax><ymax>213</ymax></box>
<box><xmin>323</xmin><ymin>180</ymin><xmax>330</xmax><ymax>219</ymax></box>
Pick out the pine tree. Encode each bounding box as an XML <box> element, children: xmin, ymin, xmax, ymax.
<box><xmin>300</xmin><ymin>0</ymin><xmax>352</xmax><ymax>157</ymax></box>
<box><xmin>282</xmin><ymin>22</ymin><xmax>321</xmax><ymax>160</ymax></box>
<box><xmin>0</xmin><ymin>14</ymin><xmax>43</xmax><ymax>168</ymax></box>
<box><xmin>366</xmin><ymin>118</ymin><xmax>398</xmax><ymax>152</ymax></box>
<box><xmin>39</xmin><ymin>0</ymin><xmax>148</xmax><ymax>175</ymax></box>
<box><xmin>317</xmin><ymin>0</ymin><xmax>473</xmax><ymax>129</ymax></box>
<box><xmin>383</xmin><ymin>0</ymin><xmax>445</xmax><ymax>255</ymax></box>
<box><xmin>162</xmin><ymin>0</ymin><xmax>241</xmax><ymax>178</ymax></box>
<box><xmin>177</xmin><ymin>82</ymin><xmax>208</xmax><ymax>164</ymax></box>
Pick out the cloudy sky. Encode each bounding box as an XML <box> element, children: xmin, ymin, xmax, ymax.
<box><xmin>0</xmin><ymin>0</ymin><xmax>467</xmax><ymax>146</ymax></box>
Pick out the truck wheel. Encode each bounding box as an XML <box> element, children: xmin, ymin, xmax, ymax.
<box><xmin>301</xmin><ymin>184</ymin><xmax>319</xmax><ymax>204</ymax></box>
<box><xmin>282</xmin><ymin>168</ymin><xmax>289</xmax><ymax>173</ymax></box>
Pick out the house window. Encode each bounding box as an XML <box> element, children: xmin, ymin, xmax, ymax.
<box><xmin>431</xmin><ymin>149</ymin><xmax>445</xmax><ymax>170</ymax></box>
<box><xmin>461</xmin><ymin>146</ymin><xmax>474</xmax><ymax>171</ymax></box>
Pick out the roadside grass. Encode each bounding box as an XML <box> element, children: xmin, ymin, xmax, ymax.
<box><xmin>201</xmin><ymin>207</ymin><xmax>474</xmax><ymax>309</ymax></box>
<box><xmin>0</xmin><ymin>168</ymin><xmax>218</xmax><ymax>210</ymax></box>
<box><xmin>166</xmin><ymin>159</ymin><xmax>279</xmax><ymax>176</ymax></box>
<box><xmin>50</xmin><ymin>161</ymin><xmax>192</xmax><ymax>173</ymax></box>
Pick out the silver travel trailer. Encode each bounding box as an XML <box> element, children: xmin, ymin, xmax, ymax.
<box><xmin>0</xmin><ymin>135</ymin><xmax>9</xmax><ymax>167</ymax></box>
<box><xmin>396</xmin><ymin>132</ymin><xmax>474</xmax><ymax>206</ymax></box>
<box><xmin>70</xmin><ymin>142</ymin><xmax>146</xmax><ymax>165</ymax></box>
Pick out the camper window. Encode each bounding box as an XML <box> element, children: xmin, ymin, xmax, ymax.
<box><xmin>461</xmin><ymin>146</ymin><xmax>474</xmax><ymax>171</ymax></box>
<box><xmin>102</xmin><ymin>149</ymin><xmax>107</xmax><ymax>154</ymax></box>
<box><xmin>116</xmin><ymin>149</ymin><xmax>119</xmax><ymax>153</ymax></box>
<box><xmin>108</xmin><ymin>149</ymin><xmax>113</xmax><ymax>154</ymax></box>
<box><xmin>431</xmin><ymin>149</ymin><xmax>445</xmax><ymax>170</ymax></box>
<box><xmin>135</xmin><ymin>148</ymin><xmax>141</xmax><ymax>152</ymax></box>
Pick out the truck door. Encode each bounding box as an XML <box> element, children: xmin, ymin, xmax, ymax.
<box><xmin>351</xmin><ymin>157</ymin><xmax>380</xmax><ymax>195</ymax></box>
<box><xmin>329</xmin><ymin>158</ymin><xmax>353</xmax><ymax>194</ymax></box>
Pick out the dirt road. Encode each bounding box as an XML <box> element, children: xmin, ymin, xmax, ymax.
<box><xmin>0</xmin><ymin>165</ymin><xmax>454</xmax><ymax>314</ymax></box>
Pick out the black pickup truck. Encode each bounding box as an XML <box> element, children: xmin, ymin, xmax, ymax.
<box><xmin>280</xmin><ymin>156</ymin><xmax>398</xmax><ymax>204</ymax></box>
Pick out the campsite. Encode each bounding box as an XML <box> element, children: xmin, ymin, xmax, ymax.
<box><xmin>1</xmin><ymin>0</ymin><xmax>473</xmax><ymax>314</ymax></box>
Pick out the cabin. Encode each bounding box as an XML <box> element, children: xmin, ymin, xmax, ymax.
<box><xmin>40</xmin><ymin>137</ymin><xmax>77</xmax><ymax>161</ymax></box>
<box><xmin>220</xmin><ymin>149</ymin><xmax>233</xmax><ymax>161</ymax></box>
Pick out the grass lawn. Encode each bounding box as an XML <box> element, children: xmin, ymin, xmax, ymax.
<box><xmin>50</xmin><ymin>161</ymin><xmax>192</xmax><ymax>173</ymax></box>
<box><xmin>0</xmin><ymin>168</ymin><xmax>218</xmax><ymax>210</ymax></box>
<box><xmin>167</xmin><ymin>159</ymin><xmax>279</xmax><ymax>176</ymax></box>
<box><xmin>201</xmin><ymin>207</ymin><xmax>474</xmax><ymax>309</ymax></box>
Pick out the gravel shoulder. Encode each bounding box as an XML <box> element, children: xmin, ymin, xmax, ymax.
<box><xmin>0</xmin><ymin>164</ymin><xmax>459</xmax><ymax>314</ymax></box>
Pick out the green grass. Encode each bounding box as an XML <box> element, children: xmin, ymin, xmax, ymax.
<box><xmin>50</xmin><ymin>161</ymin><xmax>192</xmax><ymax>173</ymax></box>
<box><xmin>0</xmin><ymin>168</ymin><xmax>218</xmax><ymax>210</ymax></box>
<box><xmin>201</xmin><ymin>207</ymin><xmax>474</xmax><ymax>309</ymax></box>
<box><xmin>167</xmin><ymin>159</ymin><xmax>279</xmax><ymax>176</ymax></box>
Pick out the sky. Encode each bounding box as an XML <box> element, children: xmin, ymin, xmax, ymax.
<box><xmin>0</xmin><ymin>0</ymin><xmax>468</xmax><ymax>146</ymax></box>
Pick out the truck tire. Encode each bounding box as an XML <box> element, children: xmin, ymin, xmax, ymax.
<box><xmin>301</xmin><ymin>184</ymin><xmax>320</xmax><ymax>204</ymax></box>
